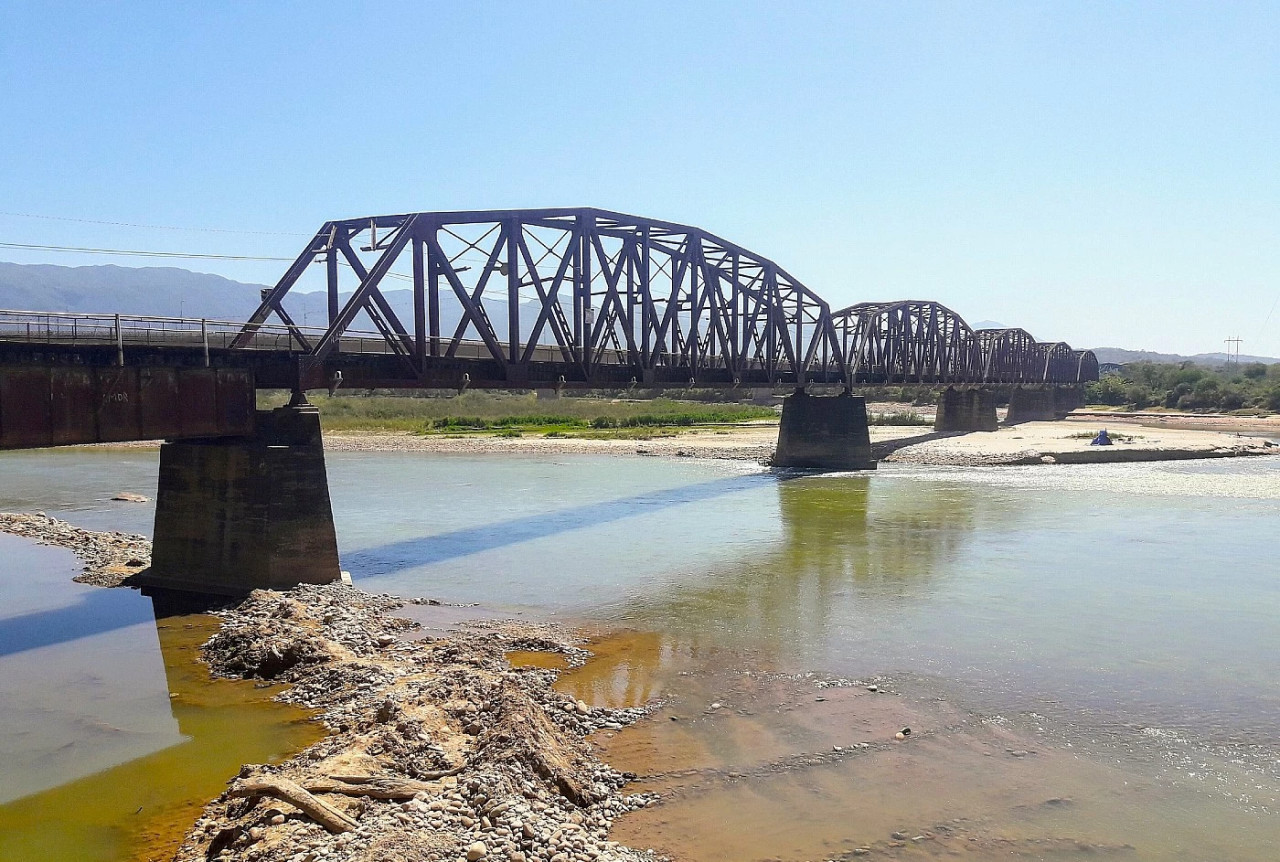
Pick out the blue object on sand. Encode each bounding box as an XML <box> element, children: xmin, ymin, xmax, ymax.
<box><xmin>1091</xmin><ymin>429</ymin><xmax>1112</xmax><ymax>446</ymax></box>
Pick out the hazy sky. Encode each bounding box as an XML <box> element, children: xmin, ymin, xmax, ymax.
<box><xmin>3</xmin><ymin>1</ymin><xmax>1278</xmax><ymax>355</ymax></box>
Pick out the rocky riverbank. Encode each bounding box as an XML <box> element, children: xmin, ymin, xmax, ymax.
<box><xmin>0</xmin><ymin>511</ymin><xmax>150</xmax><ymax>587</ymax></box>
<box><xmin>173</xmin><ymin>584</ymin><xmax>663</xmax><ymax>862</ymax></box>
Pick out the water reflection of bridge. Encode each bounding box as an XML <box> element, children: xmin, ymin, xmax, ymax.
<box><xmin>558</xmin><ymin>475</ymin><xmax>994</xmax><ymax>709</ymax></box>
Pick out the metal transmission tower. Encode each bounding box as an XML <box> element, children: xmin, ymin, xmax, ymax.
<box><xmin>1224</xmin><ymin>337</ymin><xmax>1242</xmax><ymax>368</ymax></box>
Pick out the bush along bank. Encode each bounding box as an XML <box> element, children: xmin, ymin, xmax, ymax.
<box><xmin>1086</xmin><ymin>361</ymin><xmax>1280</xmax><ymax>412</ymax></box>
<box><xmin>176</xmin><ymin>584</ymin><xmax>663</xmax><ymax>862</ymax></box>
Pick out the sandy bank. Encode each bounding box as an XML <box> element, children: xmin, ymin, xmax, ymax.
<box><xmin>324</xmin><ymin>418</ymin><xmax>1276</xmax><ymax>468</ymax></box>
<box><xmin>1067</xmin><ymin>409</ymin><xmax>1280</xmax><ymax>437</ymax></box>
<box><xmin>881</xmin><ymin>419</ymin><xmax>1276</xmax><ymax>466</ymax></box>
<box><xmin>323</xmin><ymin>426</ymin><xmax>784</xmax><ymax>462</ymax></box>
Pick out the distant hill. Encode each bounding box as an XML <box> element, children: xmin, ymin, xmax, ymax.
<box><xmin>1090</xmin><ymin>347</ymin><xmax>1280</xmax><ymax>367</ymax></box>
<box><xmin>0</xmin><ymin>262</ymin><xmax>266</xmax><ymax>320</ymax></box>
<box><xmin>0</xmin><ymin>261</ymin><xmax>561</xmax><ymax>342</ymax></box>
<box><xmin>969</xmin><ymin>319</ymin><xmax>1007</xmax><ymax>330</ymax></box>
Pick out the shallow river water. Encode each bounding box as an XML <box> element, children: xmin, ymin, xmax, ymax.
<box><xmin>1</xmin><ymin>448</ymin><xmax>1278</xmax><ymax>860</ymax></box>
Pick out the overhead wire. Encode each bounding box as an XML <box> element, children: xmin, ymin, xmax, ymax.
<box><xmin>0</xmin><ymin>241</ymin><xmax>294</xmax><ymax>261</ymax></box>
<box><xmin>0</xmin><ymin>211</ymin><xmax>309</xmax><ymax>236</ymax></box>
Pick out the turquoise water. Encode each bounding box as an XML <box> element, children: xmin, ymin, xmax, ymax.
<box><xmin>1</xmin><ymin>448</ymin><xmax>1278</xmax><ymax>857</ymax></box>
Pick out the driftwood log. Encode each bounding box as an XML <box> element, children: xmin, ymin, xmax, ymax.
<box><xmin>229</xmin><ymin>777</ymin><xmax>358</xmax><ymax>833</ymax></box>
<box><xmin>303</xmin><ymin>776</ymin><xmax>439</xmax><ymax>800</ymax></box>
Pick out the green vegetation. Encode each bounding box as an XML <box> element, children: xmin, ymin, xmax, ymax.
<box><xmin>259</xmin><ymin>391</ymin><xmax>778</xmax><ymax>435</ymax></box>
<box><xmin>868</xmin><ymin>410</ymin><xmax>932</xmax><ymax>426</ymax></box>
<box><xmin>1084</xmin><ymin>362</ymin><xmax>1280</xmax><ymax>412</ymax></box>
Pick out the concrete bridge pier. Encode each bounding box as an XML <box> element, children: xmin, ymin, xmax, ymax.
<box><xmin>1054</xmin><ymin>385</ymin><xmax>1084</xmax><ymax>414</ymax></box>
<box><xmin>137</xmin><ymin>401</ymin><xmax>342</xmax><ymax>596</ymax></box>
<box><xmin>934</xmin><ymin>387</ymin><xmax>998</xmax><ymax>433</ymax></box>
<box><xmin>1006</xmin><ymin>386</ymin><xmax>1059</xmax><ymax>424</ymax></box>
<box><xmin>773</xmin><ymin>388</ymin><xmax>876</xmax><ymax>471</ymax></box>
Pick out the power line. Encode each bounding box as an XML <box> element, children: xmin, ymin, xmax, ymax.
<box><xmin>1257</xmin><ymin>293</ymin><xmax>1280</xmax><ymax>339</ymax></box>
<box><xmin>0</xmin><ymin>210</ymin><xmax>308</xmax><ymax>237</ymax></box>
<box><xmin>0</xmin><ymin>241</ymin><xmax>294</xmax><ymax>261</ymax></box>
<box><xmin>4</xmin><ymin>239</ymin><xmax>562</xmax><ymax>302</ymax></box>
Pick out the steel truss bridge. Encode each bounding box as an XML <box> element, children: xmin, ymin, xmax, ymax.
<box><xmin>0</xmin><ymin>208</ymin><xmax>1097</xmax><ymax>391</ymax></box>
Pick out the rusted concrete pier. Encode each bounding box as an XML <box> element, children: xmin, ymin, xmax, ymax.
<box><xmin>935</xmin><ymin>387</ymin><xmax>998</xmax><ymax>433</ymax></box>
<box><xmin>1006</xmin><ymin>387</ymin><xmax>1060</xmax><ymax>424</ymax></box>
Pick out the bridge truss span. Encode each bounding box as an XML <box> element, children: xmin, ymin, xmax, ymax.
<box><xmin>235</xmin><ymin>208</ymin><xmax>848</xmax><ymax>389</ymax></box>
<box><xmin>833</xmin><ymin>300</ymin><xmax>1097</xmax><ymax>386</ymax></box>
<box><xmin>185</xmin><ymin>206</ymin><xmax>1094</xmax><ymax>390</ymax></box>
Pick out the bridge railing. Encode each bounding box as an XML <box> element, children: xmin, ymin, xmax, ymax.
<box><xmin>0</xmin><ymin>308</ymin><xmax>1085</xmax><ymax>383</ymax></box>
<box><xmin>0</xmin><ymin>309</ymin><xmax>382</xmax><ymax>354</ymax></box>
<box><xmin>0</xmin><ymin>309</ymin><xmax>780</xmax><ymax>370</ymax></box>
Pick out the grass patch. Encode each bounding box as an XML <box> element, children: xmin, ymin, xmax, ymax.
<box><xmin>868</xmin><ymin>410</ymin><xmax>932</xmax><ymax>426</ymax></box>
<box><xmin>259</xmin><ymin>391</ymin><xmax>777</xmax><ymax>434</ymax></box>
<box><xmin>1066</xmin><ymin>430</ymin><xmax>1138</xmax><ymax>443</ymax></box>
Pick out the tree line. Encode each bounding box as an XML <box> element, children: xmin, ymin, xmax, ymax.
<box><xmin>1085</xmin><ymin>362</ymin><xmax>1280</xmax><ymax>412</ymax></box>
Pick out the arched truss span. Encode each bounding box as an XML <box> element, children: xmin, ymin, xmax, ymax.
<box><xmin>832</xmin><ymin>300</ymin><xmax>982</xmax><ymax>384</ymax></box>
<box><xmin>233</xmin><ymin>208</ymin><xmax>1097</xmax><ymax>388</ymax></box>
<box><xmin>233</xmin><ymin>208</ymin><xmax>845</xmax><ymax>387</ymax></box>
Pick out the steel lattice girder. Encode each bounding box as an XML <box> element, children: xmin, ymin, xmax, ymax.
<box><xmin>234</xmin><ymin>208</ymin><xmax>1097</xmax><ymax>387</ymax></box>
<box><xmin>830</xmin><ymin>300</ymin><xmax>1097</xmax><ymax>385</ymax></box>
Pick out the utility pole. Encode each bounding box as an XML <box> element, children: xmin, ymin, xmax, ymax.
<box><xmin>1224</xmin><ymin>337</ymin><xmax>1242</xmax><ymax>368</ymax></box>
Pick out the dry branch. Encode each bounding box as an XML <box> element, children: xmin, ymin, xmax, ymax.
<box><xmin>229</xmin><ymin>777</ymin><xmax>357</xmax><ymax>833</ymax></box>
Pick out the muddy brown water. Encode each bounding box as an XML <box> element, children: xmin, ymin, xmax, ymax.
<box><xmin>0</xmin><ymin>611</ymin><xmax>321</xmax><ymax>862</ymax></box>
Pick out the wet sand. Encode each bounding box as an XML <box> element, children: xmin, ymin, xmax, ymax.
<box><xmin>557</xmin><ymin>630</ymin><xmax>1280</xmax><ymax>862</ymax></box>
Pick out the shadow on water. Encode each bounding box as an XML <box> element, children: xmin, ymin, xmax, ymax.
<box><xmin>3</xmin><ymin>470</ymin><xmax>773</xmax><ymax>660</ymax></box>
<box><xmin>347</xmin><ymin>471</ymin><xmax>775</xmax><ymax>578</ymax></box>
<box><xmin>0</xmin><ymin>594</ymin><xmax>322</xmax><ymax>862</ymax></box>
<box><xmin>0</xmin><ymin>589</ymin><xmax>156</xmax><ymax>658</ymax></box>
<box><xmin>0</xmin><ymin>578</ymin><xmax>236</xmax><ymax>659</ymax></box>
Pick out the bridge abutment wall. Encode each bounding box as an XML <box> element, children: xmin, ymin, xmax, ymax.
<box><xmin>934</xmin><ymin>387</ymin><xmax>998</xmax><ymax>433</ymax></box>
<box><xmin>1006</xmin><ymin>387</ymin><xmax>1059</xmax><ymax>424</ymax></box>
<box><xmin>773</xmin><ymin>390</ymin><xmax>875</xmax><ymax>471</ymax></box>
<box><xmin>139</xmin><ymin>404</ymin><xmax>341</xmax><ymax>596</ymax></box>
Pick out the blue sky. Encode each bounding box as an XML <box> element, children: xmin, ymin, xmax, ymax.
<box><xmin>2</xmin><ymin>1</ymin><xmax>1278</xmax><ymax>356</ymax></box>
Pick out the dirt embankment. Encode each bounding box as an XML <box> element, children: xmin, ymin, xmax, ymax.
<box><xmin>177</xmin><ymin>584</ymin><xmax>663</xmax><ymax>862</ymax></box>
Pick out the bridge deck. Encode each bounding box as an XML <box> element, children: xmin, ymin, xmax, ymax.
<box><xmin>0</xmin><ymin>308</ymin><xmax>1090</xmax><ymax>390</ymax></box>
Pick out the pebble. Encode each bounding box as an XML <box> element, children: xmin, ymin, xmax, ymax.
<box><xmin>466</xmin><ymin>841</ymin><xmax>487</xmax><ymax>860</ymax></box>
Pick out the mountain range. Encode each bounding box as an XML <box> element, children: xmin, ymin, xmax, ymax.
<box><xmin>1</xmin><ymin>262</ymin><xmax>1275</xmax><ymax>365</ymax></box>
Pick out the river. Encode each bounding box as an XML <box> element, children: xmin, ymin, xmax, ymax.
<box><xmin>1</xmin><ymin>448</ymin><xmax>1277</xmax><ymax>860</ymax></box>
